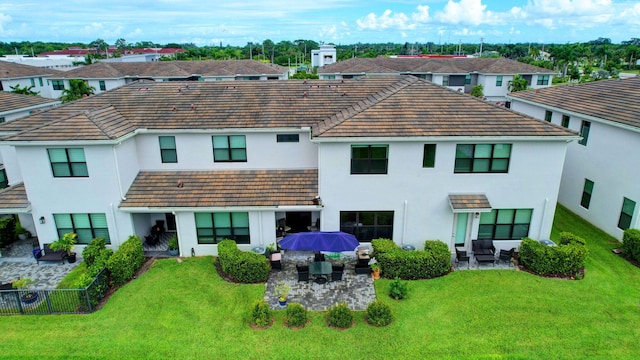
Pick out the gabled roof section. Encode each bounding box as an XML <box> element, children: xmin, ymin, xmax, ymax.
<box><xmin>0</xmin><ymin>61</ymin><xmax>63</xmax><ymax>79</ymax></box>
<box><xmin>120</xmin><ymin>169</ymin><xmax>318</xmax><ymax>208</ymax></box>
<box><xmin>508</xmin><ymin>77</ymin><xmax>640</xmax><ymax>130</ymax></box>
<box><xmin>0</xmin><ymin>183</ymin><xmax>30</xmax><ymax>213</ymax></box>
<box><xmin>0</xmin><ymin>92</ymin><xmax>59</xmax><ymax>113</ymax></box>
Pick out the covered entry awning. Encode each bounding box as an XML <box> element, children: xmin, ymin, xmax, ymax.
<box><xmin>0</xmin><ymin>183</ymin><xmax>31</xmax><ymax>214</ymax></box>
<box><xmin>448</xmin><ymin>194</ymin><xmax>492</xmax><ymax>213</ymax></box>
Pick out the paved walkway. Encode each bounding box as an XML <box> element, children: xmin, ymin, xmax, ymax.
<box><xmin>0</xmin><ymin>238</ymin><xmax>80</xmax><ymax>289</ymax></box>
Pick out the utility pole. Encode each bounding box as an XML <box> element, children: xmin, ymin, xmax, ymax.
<box><xmin>479</xmin><ymin>38</ymin><xmax>483</xmax><ymax>57</ymax></box>
<box><xmin>249</xmin><ymin>42</ymin><xmax>252</xmax><ymax>60</ymax></box>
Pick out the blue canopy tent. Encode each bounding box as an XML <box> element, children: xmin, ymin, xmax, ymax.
<box><xmin>278</xmin><ymin>231</ymin><xmax>359</xmax><ymax>252</ymax></box>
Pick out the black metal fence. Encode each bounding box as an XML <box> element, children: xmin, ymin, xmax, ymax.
<box><xmin>0</xmin><ymin>268</ymin><xmax>109</xmax><ymax>316</ymax></box>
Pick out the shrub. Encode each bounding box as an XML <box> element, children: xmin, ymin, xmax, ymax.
<box><xmin>0</xmin><ymin>217</ymin><xmax>16</xmax><ymax>247</ymax></box>
<box><xmin>326</xmin><ymin>302</ymin><xmax>353</xmax><ymax>329</ymax></box>
<box><xmin>217</xmin><ymin>240</ymin><xmax>270</xmax><ymax>283</ymax></box>
<box><xmin>519</xmin><ymin>237</ymin><xmax>588</xmax><ymax>277</ymax></box>
<box><xmin>82</xmin><ymin>237</ymin><xmax>107</xmax><ymax>267</ymax></box>
<box><xmin>621</xmin><ymin>228</ymin><xmax>640</xmax><ymax>263</ymax></box>
<box><xmin>366</xmin><ymin>300</ymin><xmax>393</xmax><ymax>327</ymax></box>
<box><xmin>107</xmin><ymin>235</ymin><xmax>145</xmax><ymax>287</ymax></box>
<box><xmin>250</xmin><ymin>300</ymin><xmax>272</xmax><ymax>328</ymax></box>
<box><xmin>285</xmin><ymin>303</ymin><xmax>308</xmax><ymax>328</ymax></box>
<box><xmin>389</xmin><ymin>277</ymin><xmax>408</xmax><ymax>300</ymax></box>
<box><xmin>373</xmin><ymin>239</ymin><xmax>450</xmax><ymax>280</ymax></box>
<box><xmin>371</xmin><ymin>238</ymin><xmax>396</xmax><ymax>255</ymax></box>
<box><xmin>559</xmin><ymin>232</ymin><xmax>586</xmax><ymax>246</ymax></box>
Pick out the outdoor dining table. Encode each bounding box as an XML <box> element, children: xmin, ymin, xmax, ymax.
<box><xmin>309</xmin><ymin>261</ymin><xmax>332</xmax><ymax>284</ymax></box>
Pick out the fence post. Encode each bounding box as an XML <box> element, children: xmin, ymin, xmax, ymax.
<box><xmin>84</xmin><ymin>288</ymin><xmax>92</xmax><ymax>312</ymax></box>
<box><xmin>44</xmin><ymin>290</ymin><xmax>53</xmax><ymax>314</ymax></box>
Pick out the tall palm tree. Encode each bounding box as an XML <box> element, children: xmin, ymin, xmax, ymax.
<box><xmin>60</xmin><ymin>79</ymin><xmax>95</xmax><ymax>103</ymax></box>
<box><xmin>508</xmin><ymin>74</ymin><xmax>529</xmax><ymax>92</ymax></box>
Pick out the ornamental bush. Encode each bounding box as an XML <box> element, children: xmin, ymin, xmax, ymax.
<box><xmin>559</xmin><ymin>232</ymin><xmax>586</xmax><ymax>246</ymax></box>
<box><xmin>217</xmin><ymin>240</ymin><xmax>270</xmax><ymax>283</ymax></box>
<box><xmin>285</xmin><ymin>303</ymin><xmax>308</xmax><ymax>328</ymax></box>
<box><xmin>107</xmin><ymin>235</ymin><xmax>145</xmax><ymax>287</ymax></box>
<box><xmin>82</xmin><ymin>237</ymin><xmax>107</xmax><ymax>267</ymax></box>
<box><xmin>372</xmin><ymin>239</ymin><xmax>450</xmax><ymax>280</ymax></box>
<box><xmin>519</xmin><ymin>237</ymin><xmax>588</xmax><ymax>277</ymax></box>
<box><xmin>326</xmin><ymin>302</ymin><xmax>353</xmax><ymax>329</ymax></box>
<box><xmin>250</xmin><ymin>300</ymin><xmax>272</xmax><ymax>328</ymax></box>
<box><xmin>389</xmin><ymin>277</ymin><xmax>408</xmax><ymax>300</ymax></box>
<box><xmin>366</xmin><ymin>300</ymin><xmax>393</xmax><ymax>327</ymax></box>
<box><xmin>621</xmin><ymin>228</ymin><xmax>640</xmax><ymax>263</ymax></box>
<box><xmin>0</xmin><ymin>217</ymin><xmax>16</xmax><ymax>248</ymax></box>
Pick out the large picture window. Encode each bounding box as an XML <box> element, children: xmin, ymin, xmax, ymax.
<box><xmin>454</xmin><ymin>144</ymin><xmax>511</xmax><ymax>173</ymax></box>
<box><xmin>478</xmin><ymin>209</ymin><xmax>532</xmax><ymax>240</ymax></box>
<box><xmin>48</xmin><ymin>148</ymin><xmax>88</xmax><ymax>177</ymax></box>
<box><xmin>195</xmin><ymin>212</ymin><xmax>250</xmax><ymax>244</ymax></box>
<box><xmin>212</xmin><ymin>135</ymin><xmax>247</xmax><ymax>162</ymax></box>
<box><xmin>340</xmin><ymin>211</ymin><xmax>393</xmax><ymax>241</ymax></box>
<box><xmin>581</xmin><ymin>179</ymin><xmax>594</xmax><ymax>209</ymax></box>
<box><xmin>351</xmin><ymin>145</ymin><xmax>388</xmax><ymax>174</ymax></box>
<box><xmin>618</xmin><ymin>198</ymin><xmax>636</xmax><ymax>230</ymax></box>
<box><xmin>159</xmin><ymin>136</ymin><xmax>178</xmax><ymax>163</ymax></box>
<box><xmin>54</xmin><ymin>213</ymin><xmax>110</xmax><ymax>244</ymax></box>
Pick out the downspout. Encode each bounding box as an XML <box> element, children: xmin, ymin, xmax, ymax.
<box><xmin>112</xmin><ymin>145</ymin><xmax>126</xmax><ymax>200</ymax></box>
<box><xmin>173</xmin><ymin>211</ymin><xmax>182</xmax><ymax>257</ymax></box>
<box><xmin>539</xmin><ymin>198</ymin><xmax>548</xmax><ymax>239</ymax></box>
<box><xmin>402</xmin><ymin>200</ymin><xmax>408</xmax><ymax>245</ymax></box>
<box><xmin>258</xmin><ymin>211</ymin><xmax>264</xmax><ymax>246</ymax></box>
<box><xmin>109</xmin><ymin>203</ymin><xmax>120</xmax><ymax>246</ymax></box>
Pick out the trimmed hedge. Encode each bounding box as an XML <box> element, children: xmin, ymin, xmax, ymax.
<box><xmin>217</xmin><ymin>240</ymin><xmax>270</xmax><ymax>283</ymax></box>
<box><xmin>285</xmin><ymin>303</ymin><xmax>308</xmax><ymax>328</ymax></box>
<box><xmin>366</xmin><ymin>300</ymin><xmax>393</xmax><ymax>327</ymax></box>
<box><xmin>621</xmin><ymin>228</ymin><xmax>640</xmax><ymax>263</ymax></box>
<box><xmin>107</xmin><ymin>235</ymin><xmax>145</xmax><ymax>287</ymax></box>
<box><xmin>519</xmin><ymin>237</ymin><xmax>588</xmax><ymax>277</ymax></box>
<box><xmin>326</xmin><ymin>302</ymin><xmax>353</xmax><ymax>329</ymax></box>
<box><xmin>250</xmin><ymin>300</ymin><xmax>273</xmax><ymax>328</ymax></box>
<box><xmin>372</xmin><ymin>239</ymin><xmax>450</xmax><ymax>280</ymax></box>
<box><xmin>559</xmin><ymin>232</ymin><xmax>587</xmax><ymax>246</ymax></box>
<box><xmin>82</xmin><ymin>237</ymin><xmax>107</xmax><ymax>268</ymax></box>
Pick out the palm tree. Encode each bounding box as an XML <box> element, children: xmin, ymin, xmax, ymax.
<box><xmin>60</xmin><ymin>79</ymin><xmax>95</xmax><ymax>103</ymax></box>
<box><xmin>508</xmin><ymin>74</ymin><xmax>529</xmax><ymax>92</ymax></box>
<box><xmin>10</xmin><ymin>84</ymin><xmax>40</xmax><ymax>96</ymax></box>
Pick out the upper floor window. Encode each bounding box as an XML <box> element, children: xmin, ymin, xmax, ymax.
<box><xmin>478</xmin><ymin>209</ymin><xmax>532</xmax><ymax>240</ymax></box>
<box><xmin>351</xmin><ymin>145</ymin><xmax>388</xmax><ymax>175</ymax></box>
<box><xmin>99</xmin><ymin>80</ymin><xmax>106</xmax><ymax>91</ymax></box>
<box><xmin>159</xmin><ymin>136</ymin><xmax>177</xmax><ymax>163</ymax></box>
<box><xmin>454</xmin><ymin>144</ymin><xmax>511</xmax><ymax>173</ymax></box>
<box><xmin>544</xmin><ymin>111</ymin><xmax>552</xmax><ymax>122</ymax></box>
<box><xmin>212</xmin><ymin>135</ymin><xmax>247</xmax><ymax>162</ymax></box>
<box><xmin>465</xmin><ymin>74</ymin><xmax>471</xmax><ymax>84</ymax></box>
<box><xmin>52</xmin><ymin>80</ymin><xmax>65</xmax><ymax>91</ymax></box>
<box><xmin>38</xmin><ymin>77</ymin><xmax>43</xmax><ymax>87</ymax></box>
<box><xmin>0</xmin><ymin>168</ymin><xmax>8</xmax><ymax>189</ymax></box>
<box><xmin>54</xmin><ymin>213</ymin><xmax>110</xmax><ymax>244</ymax></box>
<box><xmin>618</xmin><ymin>198</ymin><xmax>636</xmax><ymax>230</ymax></box>
<box><xmin>562</xmin><ymin>115</ymin><xmax>570</xmax><ymax>128</ymax></box>
<box><xmin>578</xmin><ymin>121</ymin><xmax>591</xmax><ymax>146</ymax></box>
<box><xmin>442</xmin><ymin>76</ymin><xmax>449</xmax><ymax>86</ymax></box>
<box><xmin>581</xmin><ymin>179</ymin><xmax>594</xmax><ymax>209</ymax></box>
<box><xmin>30</xmin><ymin>78</ymin><xmax>35</xmax><ymax>86</ymax></box>
<box><xmin>0</xmin><ymin>117</ymin><xmax>5</xmax><ymax>123</ymax></box>
<box><xmin>48</xmin><ymin>148</ymin><xmax>88</xmax><ymax>177</ymax></box>
<box><xmin>496</xmin><ymin>76</ymin><xmax>503</xmax><ymax>87</ymax></box>
<box><xmin>422</xmin><ymin>144</ymin><xmax>436</xmax><ymax>168</ymax></box>
<box><xmin>537</xmin><ymin>75</ymin><xmax>550</xmax><ymax>85</ymax></box>
<box><xmin>277</xmin><ymin>134</ymin><xmax>299</xmax><ymax>143</ymax></box>
<box><xmin>195</xmin><ymin>212</ymin><xmax>250</xmax><ymax>244</ymax></box>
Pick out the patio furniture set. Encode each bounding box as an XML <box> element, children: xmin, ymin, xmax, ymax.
<box><xmin>294</xmin><ymin>253</ymin><xmax>346</xmax><ymax>284</ymax></box>
<box><xmin>455</xmin><ymin>240</ymin><xmax>516</xmax><ymax>269</ymax></box>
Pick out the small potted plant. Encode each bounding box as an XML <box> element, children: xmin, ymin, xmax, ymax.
<box><xmin>49</xmin><ymin>232</ymin><xmax>77</xmax><ymax>263</ymax></box>
<box><xmin>14</xmin><ymin>222</ymin><xmax>29</xmax><ymax>241</ymax></box>
<box><xmin>12</xmin><ymin>278</ymin><xmax>38</xmax><ymax>304</ymax></box>
<box><xmin>275</xmin><ymin>280</ymin><xmax>291</xmax><ymax>307</ymax></box>
<box><xmin>167</xmin><ymin>235</ymin><xmax>179</xmax><ymax>256</ymax></box>
<box><xmin>369</xmin><ymin>258</ymin><xmax>381</xmax><ymax>280</ymax></box>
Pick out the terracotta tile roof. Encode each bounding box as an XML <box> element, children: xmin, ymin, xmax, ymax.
<box><xmin>0</xmin><ymin>76</ymin><xmax>576</xmax><ymax>142</ymax></box>
<box><xmin>0</xmin><ymin>92</ymin><xmax>59</xmax><ymax>113</ymax></box>
<box><xmin>52</xmin><ymin>60</ymin><xmax>288</xmax><ymax>79</ymax></box>
<box><xmin>120</xmin><ymin>169</ymin><xmax>318</xmax><ymax>208</ymax></box>
<box><xmin>0</xmin><ymin>61</ymin><xmax>63</xmax><ymax>79</ymax></box>
<box><xmin>448</xmin><ymin>194</ymin><xmax>491</xmax><ymax>211</ymax></box>
<box><xmin>319</xmin><ymin>57</ymin><xmax>555</xmax><ymax>75</ymax></box>
<box><xmin>0</xmin><ymin>183</ymin><xmax>30</xmax><ymax>211</ymax></box>
<box><xmin>508</xmin><ymin>77</ymin><xmax>640</xmax><ymax>129</ymax></box>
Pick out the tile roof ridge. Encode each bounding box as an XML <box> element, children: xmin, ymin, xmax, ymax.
<box><xmin>83</xmin><ymin>104</ymin><xmax>126</xmax><ymax>139</ymax></box>
<box><xmin>312</xmin><ymin>76</ymin><xmax>419</xmax><ymax>136</ymax></box>
<box><xmin>1</xmin><ymin>108</ymin><xmax>94</xmax><ymax>141</ymax></box>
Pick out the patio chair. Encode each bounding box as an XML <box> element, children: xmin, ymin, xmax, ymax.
<box><xmin>331</xmin><ymin>269</ymin><xmax>343</xmax><ymax>282</ymax></box>
<box><xmin>314</xmin><ymin>253</ymin><xmax>325</xmax><ymax>262</ymax></box>
<box><xmin>270</xmin><ymin>252</ymin><xmax>282</xmax><ymax>270</ymax></box>
<box><xmin>332</xmin><ymin>264</ymin><xmax>344</xmax><ymax>272</ymax></box>
<box><xmin>296</xmin><ymin>264</ymin><xmax>309</xmax><ymax>282</ymax></box>
<box><xmin>455</xmin><ymin>248</ymin><xmax>470</xmax><ymax>269</ymax></box>
<box><xmin>498</xmin><ymin>248</ymin><xmax>516</xmax><ymax>266</ymax></box>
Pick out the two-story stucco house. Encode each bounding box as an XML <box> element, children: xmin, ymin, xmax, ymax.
<box><xmin>0</xmin><ymin>76</ymin><xmax>577</xmax><ymax>257</ymax></box>
<box><xmin>318</xmin><ymin>57</ymin><xmax>556</xmax><ymax>103</ymax></box>
<box><xmin>45</xmin><ymin>60</ymin><xmax>290</xmax><ymax>98</ymax></box>
<box><xmin>507</xmin><ymin>77</ymin><xmax>640</xmax><ymax>240</ymax></box>
<box><xmin>0</xmin><ymin>61</ymin><xmax>63</xmax><ymax>99</ymax></box>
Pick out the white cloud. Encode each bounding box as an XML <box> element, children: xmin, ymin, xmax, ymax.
<box><xmin>356</xmin><ymin>9</ymin><xmax>413</xmax><ymax>30</ymax></box>
<box><xmin>412</xmin><ymin>5</ymin><xmax>430</xmax><ymax>22</ymax></box>
<box><xmin>516</xmin><ymin>0</ymin><xmax>614</xmax><ymax>29</ymax></box>
<box><xmin>0</xmin><ymin>12</ymin><xmax>12</xmax><ymax>33</ymax></box>
<box><xmin>524</xmin><ymin>0</ymin><xmax>612</xmax><ymax>16</ymax></box>
<box><xmin>620</xmin><ymin>3</ymin><xmax>640</xmax><ymax>24</ymax></box>
<box><xmin>453</xmin><ymin>28</ymin><xmax>485</xmax><ymax>36</ymax></box>
<box><xmin>434</xmin><ymin>0</ymin><xmax>500</xmax><ymax>26</ymax></box>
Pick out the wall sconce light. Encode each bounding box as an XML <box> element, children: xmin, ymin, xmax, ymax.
<box><xmin>474</xmin><ymin>212</ymin><xmax>480</xmax><ymax>219</ymax></box>
<box><xmin>39</xmin><ymin>216</ymin><xmax>46</xmax><ymax>224</ymax></box>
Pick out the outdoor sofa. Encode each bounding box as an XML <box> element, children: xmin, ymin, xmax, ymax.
<box><xmin>33</xmin><ymin>244</ymin><xmax>67</xmax><ymax>265</ymax></box>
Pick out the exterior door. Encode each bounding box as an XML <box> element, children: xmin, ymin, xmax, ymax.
<box><xmin>453</xmin><ymin>213</ymin><xmax>470</xmax><ymax>249</ymax></box>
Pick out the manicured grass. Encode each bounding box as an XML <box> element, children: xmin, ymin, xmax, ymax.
<box><xmin>0</xmin><ymin>205</ymin><xmax>639</xmax><ymax>359</ymax></box>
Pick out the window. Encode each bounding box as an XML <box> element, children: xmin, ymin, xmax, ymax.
<box><xmin>53</xmin><ymin>213</ymin><xmax>110</xmax><ymax>244</ymax></box>
<box><xmin>99</xmin><ymin>81</ymin><xmax>106</xmax><ymax>91</ymax></box>
<box><xmin>496</xmin><ymin>76</ymin><xmax>503</xmax><ymax>87</ymax></box>
<box><xmin>0</xmin><ymin>168</ymin><xmax>7</xmax><ymax>189</ymax></box>
<box><xmin>618</xmin><ymin>198</ymin><xmax>636</xmax><ymax>230</ymax></box>
<box><xmin>478</xmin><ymin>209</ymin><xmax>532</xmax><ymax>240</ymax></box>
<box><xmin>195</xmin><ymin>212</ymin><xmax>250</xmax><ymax>244</ymax></box>
<box><xmin>0</xmin><ymin>117</ymin><xmax>5</xmax><ymax>123</ymax></box>
<box><xmin>38</xmin><ymin>77</ymin><xmax>43</xmax><ymax>87</ymax></box>
<box><xmin>422</xmin><ymin>144</ymin><xmax>436</xmax><ymax>168</ymax></box>
<box><xmin>52</xmin><ymin>80</ymin><xmax>65</xmax><ymax>91</ymax></box>
<box><xmin>581</xmin><ymin>179</ymin><xmax>594</xmax><ymax>209</ymax></box>
<box><xmin>159</xmin><ymin>136</ymin><xmax>177</xmax><ymax>163</ymax></box>
<box><xmin>30</xmin><ymin>78</ymin><xmax>35</xmax><ymax>86</ymax></box>
<box><xmin>578</xmin><ymin>121</ymin><xmax>591</xmax><ymax>146</ymax></box>
<box><xmin>212</xmin><ymin>135</ymin><xmax>247</xmax><ymax>162</ymax></box>
<box><xmin>351</xmin><ymin>145</ymin><xmax>388</xmax><ymax>174</ymax></box>
<box><xmin>276</xmin><ymin>134</ymin><xmax>299</xmax><ymax>143</ymax></box>
<box><xmin>48</xmin><ymin>148</ymin><xmax>88</xmax><ymax>177</ymax></box>
<box><xmin>442</xmin><ymin>76</ymin><xmax>449</xmax><ymax>86</ymax></box>
<box><xmin>562</xmin><ymin>115</ymin><xmax>570</xmax><ymax>128</ymax></box>
<box><xmin>544</xmin><ymin>111</ymin><xmax>552</xmax><ymax>122</ymax></box>
<box><xmin>537</xmin><ymin>75</ymin><xmax>550</xmax><ymax>85</ymax></box>
<box><xmin>505</xmin><ymin>101</ymin><xmax>511</xmax><ymax>109</ymax></box>
<box><xmin>340</xmin><ymin>211</ymin><xmax>394</xmax><ymax>241</ymax></box>
<box><xmin>325</xmin><ymin>75</ymin><xmax>336</xmax><ymax>80</ymax></box>
<box><xmin>454</xmin><ymin>144</ymin><xmax>511</xmax><ymax>173</ymax></box>
<box><xmin>465</xmin><ymin>74</ymin><xmax>471</xmax><ymax>84</ymax></box>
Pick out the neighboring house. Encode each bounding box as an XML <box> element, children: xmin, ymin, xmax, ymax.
<box><xmin>311</xmin><ymin>45</ymin><xmax>337</xmax><ymax>67</ymax></box>
<box><xmin>508</xmin><ymin>77</ymin><xmax>640</xmax><ymax>240</ymax></box>
<box><xmin>0</xmin><ymin>54</ymin><xmax>82</xmax><ymax>71</ymax></box>
<box><xmin>318</xmin><ymin>57</ymin><xmax>556</xmax><ymax>102</ymax></box>
<box><xmin>0</xmin><ymin>61</ymin><xmax>63</xmax><ymax>99</ymax></box>
<box><xmin>45</xmin><ymin>60</ymin><xmax>290</xmax><ymax>97</ymax></box>
<box><xmin>0</xmin><ymin>76</ymin><xmax>577</xmax><ymax>257</ymax></box>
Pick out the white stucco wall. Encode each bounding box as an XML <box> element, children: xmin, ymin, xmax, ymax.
<box><xmin>2</xmin><ymin>77</ymin><xmax>55</xmax><ymax>99</ymax></box>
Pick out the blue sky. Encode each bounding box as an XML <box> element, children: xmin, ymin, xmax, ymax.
<box><xmin>1</xmin><ymin>0</ymin><xmax>639</xmax><ymax>46</ymax></box>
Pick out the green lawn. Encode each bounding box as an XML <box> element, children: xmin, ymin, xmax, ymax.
<box><xmin>1</xmin><ymin>205</ymin><xmax>639</xmax><ymax>359</ymax></box>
